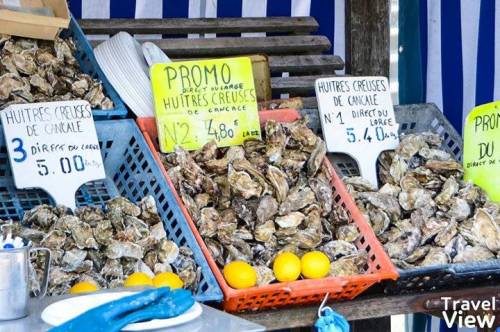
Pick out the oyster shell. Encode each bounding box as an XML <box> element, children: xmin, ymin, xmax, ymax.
<box><xmin>71</xmin><ymin>221</ymin><xmax>98</xmax><ymax>250</ymax></box>
<box><xmin>0</xmin><ymin>35</ymin><xmax>113</xmax><ymax>110</ymax></box>
<box><xmin>420</xmin><ymin>247</ymin><xmax>450</xmax><ymax>266</ymax></box>
<box><xmin>256</xmin><ymin>195</ymin><xmax>278</xmax><ymax>223</ymax></box>
<box><xmin>329</xmin><ymin>252</ymin><xmax>367</xmax><ymax>277</ymax></box>
<box><xmin>266</xmin><ymin>165</ymin><xmax>289</xmax><ymax>203</ymax></box>
<box><xmin>335</xmin><ymin>224</ymin><xmax>360</xmax><ymax>242</ymax></box>
<box><xmin>255</xmin><ymin>265</ymin><xmax>275</xmax><ymax>285</ymax></box>
<box><xmin>309</xmin><ymin>178</ymin><xmax>333</xmax><ymax>216</ymax></box>
<box><xmin>61</xmin><ymin>249</ymin><xmax>89</xmax><ymax>273</ymax></box>
<box><xmin>470</xmin><ymin>209</ymin><xmax>500</xmax><ymax>252</ymax></box>
<box><xmin>275</xmin><ymin>212</ymin><xmax>305</xmax><ymax>228</ymax></box>
<box><xmin>158</xmin><ymin>239</ymin><xmax>180</xmax><ymax>264</ymax></box>
<box><xmin>105</xmin><ymin>240</ymin><xmax>143</xmax><ymax>260</ymax></box>
<box><xmin>279</xmin><ymin>185</ymin><xmax>315</xmax><ymax>215</ymax></box>
<box><xmin>10</xmin><ymin>196</ymin><xmax>200</xmax><ymax>295</ymax></box>
<box><xmin>160</xmin><ymin>119</ymin><xmax>367</xmax><ymax>283</ymax></box>
<box><xmin>254</xmin><ymin>220</ymin><xmax>276</xmax><ymax>242</ymax></box>
<box><xmin>347</xmin><ymin>132</ymin><xmax>500</xmax><ymax>268</ymax></box>
<box><xmin>453</xmin><ymin>245</ymin><xmax>495</xmax><ymax>263</ymax></box>
<box><xmin>320</xmin><ymin>240</ymin><xmax>358</xmax><ymax>260</ymax></box>
<box><xmin>306</xmin><ymin>139</ymin><xmax>326</xmax><ymax>176</ymax></box>
<box><xmin>198</xmin><ymin>208</ymin><xmax>220</xmax><ymax>238</ymax></box>
<box><xmin>264</xmin><ymin>120</ymin><xmax>286</xmax><ymax>163</ymax></box>
<box><xmin>444</xmin><ymin>235</ymin><xmax>467</xmax><ymax>259</ymax></box>
<box><xmin>228</xmin><ymin>165</ymin><xmax>262</xmax><ymax>199</ymax></box>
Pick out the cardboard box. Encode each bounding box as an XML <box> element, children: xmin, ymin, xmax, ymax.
<box><xmin>0</xmin><ymin>0</ymin><xmax>70</xmax><ymax>40</ymax></box>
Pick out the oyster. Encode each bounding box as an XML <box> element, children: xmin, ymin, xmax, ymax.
<box><xmin>329</xmin><ymin>252</ymin><xmax>367</xmax><ymax>277</ymax></box>
<box><xmin>444</xmin><ymin>235</ymin><xmax>467</xmax><ymax>259</ymax></box>
<box><xmin>279</xmin><ymin>185</ymin><xmax>315</xmax><ymax>215</ymax></box>
<box><xmin>309</xmin><ymin>178</ymin><xmax>333</xmax><ymax>215</ymax></box>
<box><xmin>105</xmin><ymin>240</ymin><xmax>143</xmax><ymax>260</ymax></box>
<box><xmin>228</xmin><ymin>165</ymin><xmax>262</xmax><ymax>199</ymax></box>
<box><xmin>335</xmin><ymin>224</ymin><xmax>360</xmax><ymax>242</ymax></box>
<box><xmin>198</xmin><ymin>208</ymin><xmax>219</xmax><ymax>238</ymax></box>
<box><xmin>453</xmin><ymin>245</ymin><xmax>495</xmax><ymax>263</ymax></box>
<box><xmin>347</xmin><ymin>132</ymin><xmax>500</xmax><ymax>268</ymax></box>
<box><xmin>40</xmin><ymin>230</ymin><xmax>66</xmax><ymax>249</ymax></box>
<box><xmin>254</xmin><ymin>220</ymin><xmax>276</xmax><ymax>242</ymax></box>
<box><xmin>286</xmin><ymin>117</ymin><xmax>318</xmax><ymax>147</ymax></box>
<box><xmin>256</xmin><ymin>195</ymin><xmax>278</xmax><ymax>223</ymax></box>
<box><xmin>405</xmin><ymin>245</ymin><xmax>431</xmax><ymax>263</ymax></box>
<box><xmin>255</xmin><ymin>265</ymin><xmax>275</xmax><ymax>285</ymax></box>
<box><xmin>307</xmin><ymin>139</ymin><xmax>326</xmax><ymax>176</ymax></box>
<box><xmin>275</xmin><ymin>212</ymin><xmax>305</xmax><ymax>228</ymax></box>
<box><xmin>420</xmin><ymin>247</ymin><xmax>450</xmax><ymax>266</ymax></box>
<box><xmin>71</xmin><ymin>221</ymin><xmax>98</xmax><ymax>250</ymax></box>
<box><xmin>9</xmin><ymin>196</ymin><xmax>200</xmax><ymax>295</ymax></box>
<box><xmin>160</xmin><ymin>118</ymin><xmax>368</xmax><ymax>284</ymax></box>
<box><xmin>320</xmin><ymin>240</ymin><xmax>358</xmax><ymax>261</ymax></box>
<box><xmin>158</xmin><ymin>239</ymin><xmax>180</xmax><ymax>264</ymax></box>
<box><xmin>266</xmin><ymin>165</ymin><xmax>289</xmax><ymax>203</ymax></box>
<box><xmin>264</xmin><ymin>120</ymin><xmax>286</xmax><ymax>163</ymax></box>
<box><xmin>0</xmin><ymin>35</ymin><xmax>113</xmax><ymax>110</ymax></box>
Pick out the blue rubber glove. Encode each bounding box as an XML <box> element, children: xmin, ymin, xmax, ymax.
<box><xmin>314</xmin><ymin>307</ymin><xmax>350</xmax><ymax>332</ymax></box>
<box><xmin>49</xmin><ymin>287</ymin><xmax>195</xmax><ymax>332</ymax></box>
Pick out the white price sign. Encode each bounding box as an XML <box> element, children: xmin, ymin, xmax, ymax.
<box><xmin>315</xmin><ymin>76</ymin><xmax>399</xmax><ymax>187</ymax></box>
<box><xmin>0</xmin><ymin>100</ymin><xmax>105</xmax><ymax>210</ymax></box>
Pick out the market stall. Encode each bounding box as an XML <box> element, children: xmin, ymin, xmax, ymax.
<box><xmin>0</xmin><ymin>1</ymin><xmax>499</xmax><ymax>331</ymax></box>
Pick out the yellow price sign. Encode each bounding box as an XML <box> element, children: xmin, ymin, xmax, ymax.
<box><xmin>464</xmin><ymin>101</ymin><xmax>500</xmax><ymax>202</ymax></box>
<box><xmin>151</xmin><ymin>57</ymin><xmax>261</xmax><ymax>153</ymax></box>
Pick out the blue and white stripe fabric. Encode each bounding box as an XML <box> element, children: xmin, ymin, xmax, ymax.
<box><xmin>420</xmin><ymin>0</ymin><xmax>500</xmax><ymax>132</ymax></box>
<box><xmin>68</xmin><ymin>0</ymin><xmax>345</xmax><ymax>60</ymax></box>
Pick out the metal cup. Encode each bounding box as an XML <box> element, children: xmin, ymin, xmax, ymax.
<box><xmin>0</xmin><ymin>244</ymin><xmax>51</xmax><ymax>320</ymax></box>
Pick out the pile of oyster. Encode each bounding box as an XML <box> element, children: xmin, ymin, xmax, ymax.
<box><xmin>344</xmin><ymin>133</ymin><xmax>500</xmax><ymax>269</ymax></box>
<box><xmin>1</xmin><ymin>196</ymin><xmax>200</xmax><ymax>296</ymax></box>
<box><xmin>162</xmin><ymin>118</ymin><xmax>369</xmax><ymax>284</ymax></box>
<box><xmin>0</xmin><ymin>34</ymin><xmax>113</xmax><ymax>110</ymax></box>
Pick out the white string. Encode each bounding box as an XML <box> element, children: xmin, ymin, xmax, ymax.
<box><xmin>318</xmin><ymin>292</ymin><xmax>330</xmax><ymax>317</ymax></box>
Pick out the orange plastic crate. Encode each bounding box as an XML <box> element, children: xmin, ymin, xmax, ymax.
<box><xmin>137</xmin><ymin>109</ymin><xmax>398</xmax><ymax>312</ymax></box>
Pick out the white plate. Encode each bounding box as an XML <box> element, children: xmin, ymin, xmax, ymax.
<box><xmin>142</xmin><ymin>42</ymin><xmax>171</xmax><ymax>68</ymax></box>
<box><xmin>94</xmin><ymin>33</ymin><xmax>154</xmax><ymax>117</ymax></box>
<box><xmin>41</xmin><ymin>291</ymin><xmax>202</xmax><ymax>331</ymax></box>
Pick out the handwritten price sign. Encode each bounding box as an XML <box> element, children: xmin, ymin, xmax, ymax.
<box><xmin>315</xmin><ymin>76</ymin><xmax>399</xmax><ymax>187</ymax></box>
<box><xmin>464</xmin><ymin>101</ymin><xmax>500</xmax><ymax>202</ymax></box>
<box><xmin>0</xmin><ymin>100</ymin><xmax>105</xmax><ymax>210</ymax></box>
<box><xmin>151</xmin><ymin>57</ymin><xmax>261</xmax><ymax>153</ymax></box>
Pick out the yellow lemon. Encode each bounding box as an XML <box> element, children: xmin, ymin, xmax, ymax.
<box><xmin>273</xmin><ymin>252</ymin><xmax>301</xmax><ymax>282</ymax></box>
<box><xmin>69</xmin><ymin>281</ymin><xmax>99</xmax><ymax>294</ymax></box>
<box><xmin>223</xmin><ymin>261</ymin><xmax>257</xmax><ymax>289</ymax></box>
<box><xmin>301</xmin><ymin>251</ymin><xmax>330</xmax><ymax>279</ymax></box>
<box><xmin>123</xmin><ymin>272</ymin><xmax>154</xmax><ymax>288</ymax></box>
<box><xmin>153</xmin><ymin>272</ymin><xmax>184</xmax><ymax>289</ymax></box>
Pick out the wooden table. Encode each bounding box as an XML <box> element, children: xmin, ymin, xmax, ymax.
<box><xmin>237</xmin><ymin>285</ymin><xmax>500</xmax><ymax>331</ymax></box>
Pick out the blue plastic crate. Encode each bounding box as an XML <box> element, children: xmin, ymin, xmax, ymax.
<box><xmin>329</xmin><ymin>103</ymin><xmax>500</xmax><ymax>294</ymax></box>
<box><xmin>59</xmin><ymin>17</ymin><xmax>129</xmax><ymax>120</ymax></box>
<box><xmin>0</xmin><ymin>119</ymin><xmax>222</xmax><ymax>302</ymax></box>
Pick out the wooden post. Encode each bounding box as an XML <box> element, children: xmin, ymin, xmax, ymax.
<box><xmin>346</xmin><ymin>0</ymin><xmax>390</xmax><ymax>77</ymax></box>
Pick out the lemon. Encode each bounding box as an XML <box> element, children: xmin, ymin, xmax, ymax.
<box><xmin>153</xmin><ymin>272</ymin><xmax>184</xmax><ymax>289</ymax></box>
<box><xmin>123</xmin><ymin>272</ymin><xmax>154</xmax><ymax>288</ymax></box>
<box><xmin>301</xmin><ymin>251</ymin><xmax>330</xmax><ymax>279</ymax></box>
<box><xmin>69</xmin><ymin>281</ymin><xmax>99</xmax><ymax>294</ymax></box>
<box><xmin>223</xmin><ymin>261</ymin><xmax>257</xmax><ymax>289</ymax></box>
<box><xmin>273</xmin><ymin>252</ymin><xmax>301</xmax><ymax>282</ymax></box>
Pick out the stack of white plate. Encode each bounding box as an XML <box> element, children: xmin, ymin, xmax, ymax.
<box><xmin>94</xmin><ymin>32</ymin><xmax>156</xmax><ymax>118</ymax></box>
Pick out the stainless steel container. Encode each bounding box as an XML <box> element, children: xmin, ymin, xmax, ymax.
<box><xmin>0</xmin><ymin>244</ymin><xmax>50</xmax><ymax>320</ymax></box>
